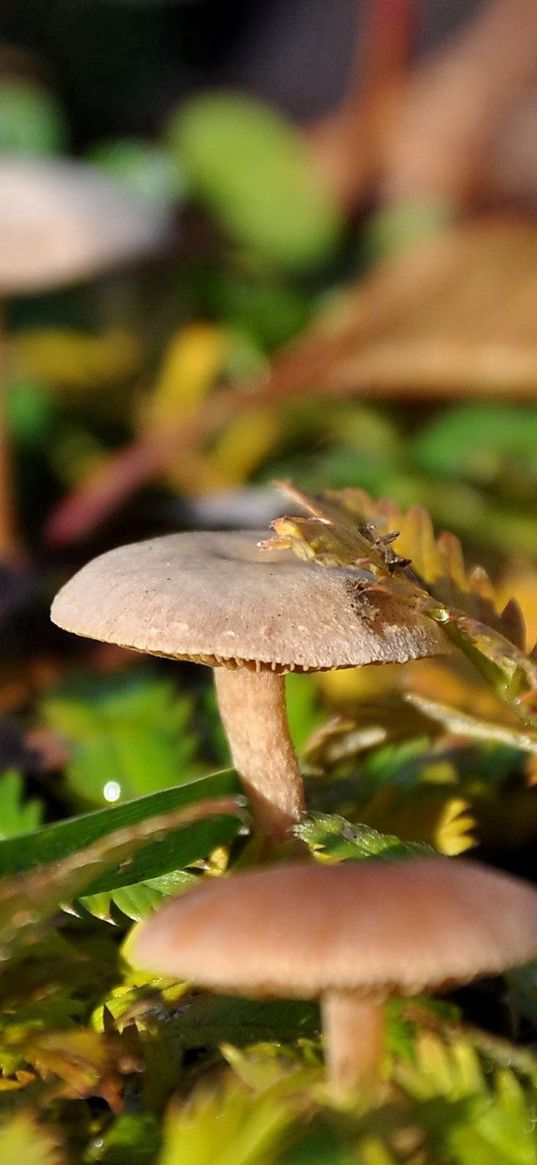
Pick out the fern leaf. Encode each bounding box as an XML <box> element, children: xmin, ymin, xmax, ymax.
<box><xmin>0</xmin><ymin>1111</ymin><xmax>64</xmax><ymax>1164</ymax></box>
<box><xmin>294</xmin><ymin>812</ymin><xmax>434</xmax><ymax>862</ymax></box>
<box><xmin>159</xmin><ymin>1073</ymin><xmax>306</xmax><ymax>1165</ymax></box>
<box><xmin>81</xmin><ymin>868</ymin><xmax>195</xmax><ymax>923</ymax></box>
<box><xmin>0</xmin><ymin>771</ymin><xmax>43</xmax><ymax>838</ymax></box>
<box><xmin>0</xmin><ymin>790</ymin><xmax>244</xmax><ymax>959</ymax></box>
<box><xmin>270</xmin><ymin>483</ymin><xmax>537</xmax><ymax>733</ymax></box>
<box><xmin>41</xmin><ymin>671</ymin><xmax>200</xmax><ymax>806</ymax></box>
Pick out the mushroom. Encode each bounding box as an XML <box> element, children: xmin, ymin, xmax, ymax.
<box><xmin>0</xmin><ymin>156</ymin><xmax>169</xmax><ymax>557</ymax></box>
<box><xmin>127</xmin><ymin>855</ymin><xmax>537</xmax><ymax>1091</ymax></box>
<box><xmin>0</xmin><ymin>157</ymin><xmax>168</xmax><ymax>295</ymax></box>
<box><xmin>51</xmin><ymin>529</ymin><xmax>448</xmax><ymax>845</ymax></box>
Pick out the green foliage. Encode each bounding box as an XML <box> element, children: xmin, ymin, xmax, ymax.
<box><xmin>413</xmin><ymin>403</ymin><xmax>537</xmax><ymax>484</ymax></box>
<box><xmin>0</xmin><ymin>771</ymin><xmax>42</xmax><ymax>838</ymax></box>
<box><xmin>7</xmin><ymin>380</ymin><xmax>57</xmax><ymax>447</ymax></box>
<box><xmin>95</xmin><ymin>986</ymin><xmax>318</xmax><ymax>1050</ymax></box>
<box><xmin>0</xmin><ymin>928</ymin><xmax>119</xmax><ymax>1035</ymax></box>
<box><xmin>41</xmin><ymin>672</ymin><xmax>201</xmax><ymax>805</ymax></box>
<box><xmin>81</xmin><ymin>868</ymin><xmax>195</xmax><ymax>923</ymax></box>
<box><xmin>163</xmin><ymin>996</ymin><xmax>318</xmax><ymax>1051</ymax></box>
<box><xmin>259</xmin><ymin>403</ymin><xmax>537</xmax><ymax>559</ymax></box>
<box><xmin>0</xmin><ymin>769</ymin><xmax>241</xmax><ymax>884</ymax></box>
<box><xmin>285</xmin><ymin>674</ymin><xmax>324</xmax><ymax>753</ymax></box>
<box><xmin>282</xmin><ymin>1127</ymin><xmax>358</xmax><ymax>1165</ymax></box>
<box><xmin>90</xmin><ymin>138</ymin><xmax>186</xmax><ymax>211</ymax></box>
<box><xmin>295</xmin><ymin>812</ymin><xmax>434</xmax><ymax>862</ymax></box>
<box><xmin>169</xmin><ymin>92</ymin><xmax>343</xmax><ymax>271</ymax></box>
<box><xmin>395</xmin><ymin>1033</ymin><xmax>537</xmax><ymax>1164</ymax></box>
<box><xmin>0</xmin><ymin>79</ymin><xmax>67</xmax><ymax>155</ymax></box>
<box><xmin>405</xmin><ymin>691</ymin><xmax>537</xmax><ymax>755</ymax></box>
<box><xmin>6</xmin><ymin>13</ymin><xmax>537</xmax><ymax>1158</ymax></box>
<box><xmin>158</xmin><ymin>1072</ymin><xmax>306</xmax><ymax>1165</ymax></box>
<box><xmin>85</xmin><ymin>1113</ymin><xmax>160</xmax><ymax>1165</ymax></box>
<box><xmin>195</xmin><ymin>268</ymin><xmax>311</xmax><ymax>350</ymax></box>
<box><xmin>0</xmin><ymin>1110</ymin><xmax>64</xmax><ymax>1164</ymax></box>
<box><xmin>0</xmin><ymin>775</ymin><xmax>244</xmax><ymax>957</ymax></box>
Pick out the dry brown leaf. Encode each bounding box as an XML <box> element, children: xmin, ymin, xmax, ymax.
<box><xmin>259</xmin><ymin>218</ymin><xmax>537</xmax><ymax>400</ymax></box>
<box><xmin>44</xmin><ymin>213</ymin><xmax>537</xmax><ymax>549</ymax></box>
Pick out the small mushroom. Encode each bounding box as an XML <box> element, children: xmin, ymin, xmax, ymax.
<box><xmin>128</xmin><ymin>855</ymin><xmax>537</xmax><ymax>1091</ymax></box>
<box><xmin>0</xmin><ymin>157</ymin><xmax>169</xmax><ymax>557</ymax></box>
<box><xmin>0</xmin><ymin>157</ymin><xmax>168</xmax><ymax>295</ymax></box>
<box><xmin>51</xmin><ymin>529</ymin><xmax>448</xmax><ymax>844</ymax></box>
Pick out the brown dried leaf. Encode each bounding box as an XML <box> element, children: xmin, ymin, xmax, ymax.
<box><xmin>257</xmin><ymin>219</ymin><xmax>537</xmax><ymax>401</ymax></box>
<box><xmin>27</xmin><ymin>1028</ymin><xmax>126</xmax><ymax>1107</ymax></box>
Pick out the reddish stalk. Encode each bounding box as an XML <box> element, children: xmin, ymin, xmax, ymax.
<box><xmin>306</xmin><ymin>0</ymin><xmax>415</xmax><ymax>208</ymax></box>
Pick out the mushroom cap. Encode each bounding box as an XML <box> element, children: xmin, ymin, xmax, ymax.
<box><xmin>50</xmin><ymin>529</ymin><xmax>449</xmax><ymax>672</ymax></box>
<box><xmin>129</xmin><ymin>857</ymin><xmax>537</xmax><ymax>998</ymax></box>
<box><xmin>0</xmin><ymin>157</ymin><xmax>169</xmax><ymax>294</ymax></box>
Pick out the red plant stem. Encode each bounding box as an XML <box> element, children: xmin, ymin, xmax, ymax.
<box><xmin>42</xmin><ymin>225</ymin><xmax>433</xmax><ymax>549</ymax></box>
<box><xmin>306</xmin><ymin>0</ymin><xmax>415</xmax><ymax>207</ymax></box>
<box><xmin>44</xmin><ymin>342</ymin><xmax>340</xmax><ymax>548</ymax></box>
<box><xmin>362</xmin><ymin>0</ymin><xmax>414</xmax><ymax>96</ymax></box>
<box><xmin>383</xmin><ymin>0</ymin><xmax>537</xmax><ymax>204</ymax></box>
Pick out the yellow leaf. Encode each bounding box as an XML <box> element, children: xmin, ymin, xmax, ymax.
<box><xmin>141</xmin><ymin>323</ymin><xmax>227</xmax><ymax>431</ymax></box>
<box><xmin>315</xmin><ymin>665</ymin><xmax>397</xmax><ymax>708</ymax></box>
<box><xmin>0</xmin><ymin>1110</ymin><xmax>64</xmax><ymax>1164</ymax></box>
<box><xmin>360</xmin><ymin>783</ymin><xmax>475</xmax><ymax>855</ymax></box>
<box><xmin>164</xmin><ymin>448</ymin><xmax>227</xmax><ymax>496</ymax></box>
<box><xmin>356</xmin><ymin>1135</ymin><xmax>398</xmax><ymax>1165</ymax></box>
<box><xmin>316</xmin><ymin>655</ymin><xmax>502</xmax><ymax>714</ymax></box>
<box><xmin>12</xmin><ymin>327</ymin><xmax>143</xmax><ymax>390</ymax></box>
<box><xmin>433</xmin><ymin>797</ymin><xmax>475</xmax><ymax>856</ymax></box>
<box><xmin>395</xmin><ymin>1032</ymin><xmax>484</xmax><ymax>1101</ymax></box>
<box><xmin>499</xmin><ymin>563</ymin><xmax>537</xmax><ymax>653</ymax></box>
<box><xmin>209</xmin><ymin>407</ymin><xmax>281</xmax><ymax>487</ymax></box>
<box><xmin>30</xmin><ymin>1028</ymin><xmax>110</xmax><ymax>1083</ymax></box>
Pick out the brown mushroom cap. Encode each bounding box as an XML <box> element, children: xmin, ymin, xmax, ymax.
<box><xmin>0</xmin><ymin>157</ymin><xmax>168</xmax><ymax>294</ymax></box>
<box><xmin>129</xmin><ymin>857</ymin><xmax>537</xmax><ymax>998</ymax></box>
<box><xmin>50</xmin><ymin>529</ymin><xmax>448</xmax><ymax>672</ymax></box>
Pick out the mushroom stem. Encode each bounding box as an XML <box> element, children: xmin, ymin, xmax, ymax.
<box><xmin>214</xmin><ymin>667</ymin><xmax>305</xmax><ymax>845</ymax></box>
<box><xmin>321</xmin><ymin>989</ymin><xmax>385</xmax><ymax>1092</ymax></box>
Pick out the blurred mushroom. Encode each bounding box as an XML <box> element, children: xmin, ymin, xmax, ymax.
<box><xmin>0</xmin><ymin>157</ymin><xmax>168</xmax><ymax>294</ymax></box>
<box><xmin>50</xmin><ymin>528</ymin><xmax>447</xmax><ymax>845</ymax></box>
<box><xmin>128</xmin><ymin>855</ymin><xmax>537</xmax><ymax>1091</ymax></box>
<box><xmin>0</xmin><ymin>156</ymin><xmax>169</xmax><ymax>557</ymax></box>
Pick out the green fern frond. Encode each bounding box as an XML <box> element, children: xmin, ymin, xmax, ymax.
<box><xmin>80</xmin><ymin>868</ymin><xmax>195</xmax><ymax>923</ymax></box>
<box><xmin>41</xmin><ymin>671</ymin><xmax>201</xmax><ymax>806</ymax></box>
<box><xmin>0</xmin><ymin>1111</ymin><xmax>64</xmax><ymax>1164</ymax></box>
<box><xmin>158</xmin><ymin>1072</ymin><xmax>308</xmax><ymax>1165</ymax></box>
<box><xmin>0</xmin><ymin>772</ymin><xmax>43</xmax><ymax>838</ymax></box>
<box><xmin>294</xmin><ymin>812</ymin><xmax>433</xmax><ymax>861</ymax></box>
